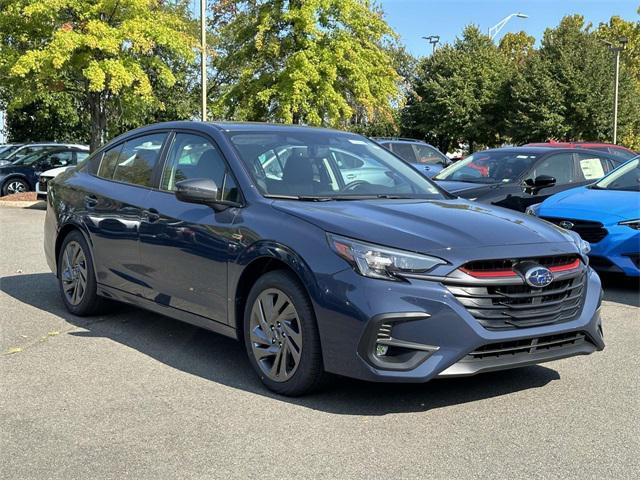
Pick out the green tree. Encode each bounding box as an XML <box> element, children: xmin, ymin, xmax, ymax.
<box><xmin>0</xmin><ymin>0</ymin><xmax>197</xmax><ymax>150</ymax></box>
<box><xmin>402</xmin><ymin>25</ymin><xmax>511</xmax><ymax>152</ymax></box>
<box><xmin>209</xmin><ymin>0</ymin><xmax>401</xmax><ymax>129</ymax></box>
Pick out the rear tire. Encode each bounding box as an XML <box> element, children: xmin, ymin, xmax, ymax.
<box><xmin>244</xmin><ymin>270</ymin><xmax>324</xmax><ymax>396</ymax></box>
<box><xmin>57</xmin><ymin>230</ymin><xmax>105</xmax><ymax>316</ymax></box>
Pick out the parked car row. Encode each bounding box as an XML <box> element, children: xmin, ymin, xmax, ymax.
<box><xmin>0</xmin><ymin>143</ymin><xmax>89</xmax><ymax>196</ymax></box>
<box><xmin>43</xmin><ymin>121</ymin><xmax>615</xmax><ymax>396</ymax></box>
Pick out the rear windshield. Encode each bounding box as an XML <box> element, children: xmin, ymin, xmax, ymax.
<box><xmin>435</xmin><ymin>150</ymin><xmax>540</xmax><ymax>183</ymax></box>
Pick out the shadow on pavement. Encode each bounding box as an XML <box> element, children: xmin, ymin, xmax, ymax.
<box><xmin>2</xmin><ymin>272</ymin><xmax>562</xmax><ymax>415</ymax></box>
<box><xmin>600</xmin><ymin>273</ymin><xmax>640</xmax><ymax>308</ymax></box>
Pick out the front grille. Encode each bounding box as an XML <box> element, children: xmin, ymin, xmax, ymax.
<box><xmin>541</xmin><ymin>217</ymin><xmax>608</xmax><ymax>243</ymax></box>
<box><xmin>466</xmin><ymin>331</ymin><xmax>589</xmax><ymax>360</ymax></box>
<box><xmin>447</xmin><ymin>273</ymin><xmax>586</xmax><ymax>330</ymax></box>
<box><xmin>463</xmin><ymin>254</ymin><xmax>579</xmax><ymax>273</ymax></box>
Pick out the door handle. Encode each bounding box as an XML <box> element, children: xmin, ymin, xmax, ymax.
<box><xmin>143</xmin><ymin>208</ymin><xmax>160</xmax><ymax>223</ymax></box>
<box><xmin>346</xmin><ymin>174</ymin><xmax>356</xmax><ymax>180</ymax></box>
<box><xmin>84</xmin><ymin>195</ymin><xmax>98</xmax><ymax>208</ymax></box>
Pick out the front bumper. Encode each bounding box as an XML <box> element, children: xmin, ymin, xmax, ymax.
<box><xmin>589</xmin><ymin>225</ymin><xmax>640</xmax><ymax>276</ymax></box>
<box><xmin>314</xmin><ymin>266</ymin><xmax>604</xmax><ymax>383</ymax></box>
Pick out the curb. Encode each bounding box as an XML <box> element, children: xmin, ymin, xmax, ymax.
<box><xmin>0</xmin><ymin>200</ymin><xmax>45</xmax><ymax>209</ymax></box>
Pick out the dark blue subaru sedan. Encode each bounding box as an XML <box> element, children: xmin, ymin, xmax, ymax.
<box><xmin>44</xmin><ymin>122</ymin><xmax>604</xmax><ymax>395</ymax></box>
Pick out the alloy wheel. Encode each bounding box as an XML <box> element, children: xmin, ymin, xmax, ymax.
<box><xmin>6</xmin><ymin>180</ymin><xmax>27</xmax><ymax>194</ymax></box>
<box><xmin>61</xmin><ymin>241</ymin><xmax>88</xmax><ymax>306</ymax></box>
<box><xmin>249</xmin><ymin>288</ymin><xmax>303</xmax><ymax>382</ymax></box>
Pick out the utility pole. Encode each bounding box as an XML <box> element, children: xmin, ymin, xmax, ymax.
<box><xmin>201</xmin><ymin>0</ymin><xmax>207</xmax><ymax>122</ymax></box>
<box><xmin>422</xmin><ymin>35</ymin><xmax>440</xmax><ymax>54</ymax></box>
<box><xmin>603</xmin><ymin>37</ymin><xmax>628</xmax><ymax>144</ymax></box>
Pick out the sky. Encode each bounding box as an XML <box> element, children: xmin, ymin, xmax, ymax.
<box><xmin>377</xmin><ymin>0</ymin><xmax>639</xmax><ymax>55</ymax></box>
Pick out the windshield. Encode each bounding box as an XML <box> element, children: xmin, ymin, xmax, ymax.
<box><xmin>226</xmin><ymin>130</ymin><xmax>445</xmax><ymax>200</ymax></box>
<box><xmin>0</xmin><ymin>145</ymin><xmax>21</xmax><ymax>159</ymax></box>
<box><xmin>434</xmin><ymin>150</ymin><xmax>540</xmax><ymax>183</ymax></box>
<box><xmin>11</xmin><ymin>149</ymin><xmax>56</xmax><ymax>166</ymax></box>
<box><xmin>593</xmin><ymin>157</ymin><xmax>639</xmax><ymax>192</ymax></box>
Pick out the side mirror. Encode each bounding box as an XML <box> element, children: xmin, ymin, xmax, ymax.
<box><xmin>175</xmin><ymin>178</ymin><xmax>242</xmax><ymax>211</ymax></box>
<box><xmin>175</xmin><ymin>178</ymin><xmax>219</xmax><ymax>205</ymax></box>
<box><xmin>523</xmin><ymin>175</ymin><xmax>556</xmax><ymax>194</ymax></box>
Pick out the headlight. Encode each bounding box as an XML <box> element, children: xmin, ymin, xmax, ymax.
<box><xmin>577</xmin><ymin>238</ymin><xmax>591</xmax><ymax>255</ymax></box>
<box><xmin>619</xmin><ymin>219</ymin><xmax>640</xmax><ymax>230</ymax></box>
<box><xmin>525</xmin><ymin>203</ymin><xmax>542</xmax><ymax>216</ymax></box>
<box><xmin>327</xmin><ymin>233</ymin><xmax>446</xmax><ymax>281</ymax></box>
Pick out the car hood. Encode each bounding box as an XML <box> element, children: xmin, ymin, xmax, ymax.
<box><xmin>272</xmin><ymin>198</ymin><xmax>574</xmax><ymax>255</ymax></box>
<box><xmin>40</xmin><ymin>166</ymin><xmax>71</xmax><ymax>177</ymax></box>
<box><xmin>540</xmin><ymin>186</ymin><xmax>640</xmax><ymax>221</ymax></box>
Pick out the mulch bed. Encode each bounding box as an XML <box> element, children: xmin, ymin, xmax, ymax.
<box><xmin>0</xmin><ymin>192</ymin><xmax>38</xmax><ymax>202</ymax></box>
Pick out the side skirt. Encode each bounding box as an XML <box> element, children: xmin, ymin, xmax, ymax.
<box><xmin>97</xmin><ymin>284</ymin><xmax>238</xmax><ymax>340</ymax></box>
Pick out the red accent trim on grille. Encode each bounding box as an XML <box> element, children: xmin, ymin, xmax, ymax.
<box><xmin>549</xmin><ymin>258</ymin><xmax>581</xmax><ymax>272</ymax></box>
<box><xmin>459</xmin><ymin>267</ymin><xmax>518</xmax><ymax>278</ymax></box>
<box><xmin>460</xmin><ymin>258</ymin><xmax>581</xmax><ymax>278</ymax></box>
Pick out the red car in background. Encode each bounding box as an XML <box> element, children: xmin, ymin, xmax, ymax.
<box><xmin>525</xmin><ymin>141</ymin><xmax>637</xmax><ymax>161</ymax></box>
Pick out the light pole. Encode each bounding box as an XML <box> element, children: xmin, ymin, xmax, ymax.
<box><xmin>422</xmin><ymin>35</ymin><xmax>440</xmax><ymax>54</ymax></box>
<box><xmin>200</xmin><ymin>0</ymin><xmax>207</xmax><ymax>122</ymax></box>
<box><xmin>603</xmin><ymin>37</ymin><xmax>628</xmax><ymax>144</ymax></box>
<box><xmin>488</xmin><ymin>13</ymin><xmax>528</xmax><ymax>41</ymax></box>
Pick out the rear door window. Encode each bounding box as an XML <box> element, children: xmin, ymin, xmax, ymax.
<box><xmin>98</xmin><ymin>133</ymin><xmax>167</xmax><ymax>187</ymax></box>
<box><xmin>390</xmin><ymin>143</ymin><xmax>417</xmax><ymax>163</ymax></box>
<box><xmin>575</xmin><ymin>153</ymin><xmax>608</xmax><ymax>181</ymax></box>
<box><xmin>412</xmin><ymin>144</ymin><xmax>446</xmax><ymax>165</ymax></box>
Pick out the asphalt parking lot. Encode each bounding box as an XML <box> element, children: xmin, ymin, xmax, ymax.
<box><xmin>1</xmin><ymin>205</ymin><xmax>639</xmax><ymax>479</ymax></box>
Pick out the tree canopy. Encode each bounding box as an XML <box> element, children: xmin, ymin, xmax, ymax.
<box><xmin>0</xmin><ymin>0</ymin><xmax>197</xmax><ymax>149</ymax></box>
<box><xmin>209</xmin><ymin>0</ymin><xmax>402</xmax><ymax>129</ymax></box>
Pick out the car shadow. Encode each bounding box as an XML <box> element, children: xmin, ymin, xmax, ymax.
<box><xmin>600</xmin><ymin>273</ymin><xmax>640</xmax><ymax>308</ymax></box>
<box><xmin>2</xmin><ymin>273</ymin><xmax>562</xmax><ymax>415</ymax></box>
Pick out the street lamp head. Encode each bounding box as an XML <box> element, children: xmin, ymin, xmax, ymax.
<box><xmin>516</xmin><ymin>13</ymin><xmax>528</xmax><ymax>19</ymax></box>
<box><xmin>619</xmin><ymin>36</ymin><xmax>628</xmax><ymax>46</ymax></box>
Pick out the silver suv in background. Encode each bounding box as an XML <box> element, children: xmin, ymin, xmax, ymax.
<box><xmin>374</xmin><ymin>138</ymin><xmax>450</xmax><ymax>177</ymax></box>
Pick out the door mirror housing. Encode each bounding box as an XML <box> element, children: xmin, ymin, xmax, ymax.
<box><xmin>523</xmin><ymin>175</ymin><xmax>556</xmax><ymax>194</ymax></box>
<box><xmin>175</xmin><ymin>178</ymin><xmax>241</xmax><ymax>211</ymax></box>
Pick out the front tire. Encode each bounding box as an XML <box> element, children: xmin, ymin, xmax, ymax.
<box><xmin>244</xmin><ymin>270</ymin><xmax>324</xmax><ymax>396</ymax></box>
<box><xmin>57</xmin><ymin>230</ymin><xmax>105</xmax><ymax>316</ymax></box>
<box><xmin>2</xmin><ymin>178</ymin><xmax>29</xmax><ymax>196</ymax></box>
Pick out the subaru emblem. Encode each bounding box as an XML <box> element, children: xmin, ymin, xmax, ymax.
<box><xmin>525</xmin><ymin>267</ymin><xmax>554</xmax><ymax>288</ymax></box>
<box><xmin>559</xmin><ymin>220</ymin><xmax>574</xmax><ymax>230</ymax></box>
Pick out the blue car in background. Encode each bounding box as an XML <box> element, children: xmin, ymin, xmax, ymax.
<box><xmin>530</xmin><ymin>156</ymin><xmax>640</xmax><ymax>276</ymax></box>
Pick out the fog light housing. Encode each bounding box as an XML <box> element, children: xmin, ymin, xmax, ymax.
<box><xmin>375</xmin><ymin>344</ymin><xmax>389</xmax><ymax>356</ymax></box>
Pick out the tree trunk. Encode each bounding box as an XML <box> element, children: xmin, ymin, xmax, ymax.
<box><xmin>89</xmin><ymin>92</ymin><xmax>107</xmax><ymax>151</ymax></box>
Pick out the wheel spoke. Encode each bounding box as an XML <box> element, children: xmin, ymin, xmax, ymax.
<box><xmin>253</xmin><ymin>344</ymin><xmax>278</xmax><ymax>360</ymax></box>
<box><xmin>269</xmin><ymin>347</ymin><xmax>283</xmax><ymax>378</ymax></box>
<box><xmin>285</xmin><ymin>336</ymin><xmax>301</xmax><ymax>365</ymax></box>
<box><xmin>278</xmin><ymin>342</ymin><xmax>289</xmax><ymax>378</ymax></box>
<box><xmin>250</xmin><ymin>326</ymin><xmax>271</xmax><ymax>347</ymax></box>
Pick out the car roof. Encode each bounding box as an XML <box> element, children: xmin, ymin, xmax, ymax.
<box><xmin>525</xmin><ymin>141</ymin><xmax>633</xmax><ymax>150</ymax></box>
<box><xmin>476</xmin><ymin>146</ymin><xmax>619</xmax><ymax>156</ymax></box>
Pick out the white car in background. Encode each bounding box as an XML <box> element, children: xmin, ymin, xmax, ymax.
<box><xmin>0</xmin><ymin>142</ymin><xmax>88</xmax><ymax>166</ymax></box>
<box><xmin>36</xmin><ymin>151</ymin><xmax>90</xmax><ymax>199</ymax></box>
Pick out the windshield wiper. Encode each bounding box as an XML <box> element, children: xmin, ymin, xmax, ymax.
<box><xmin>264</xmin><ymin>194</ymin><xmax>334</xmax><ymax>202</ymax></box>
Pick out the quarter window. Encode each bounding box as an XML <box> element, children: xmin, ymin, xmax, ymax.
<box><xmin>161</xmin><ymin>133</ymin><xmax>239</xmax><ymax>202</ymax></box>
<box><xmin>98</xmin><ymin>133</ymin><xmax>166</xmax><ymax>187</ymax></box>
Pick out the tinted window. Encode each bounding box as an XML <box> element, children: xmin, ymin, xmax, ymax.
<box><xmin>391</xmin><ymin>143</ymin><xmax>417</xmax><ymax>163</ymax></box>
<box><xmin>530</xmin><ymin>153</ymin><xmax>574</xmax><ymax>184</ymax></box>
<box><xmin>436</xmin><ymin>151</ymin><xmax>539</xmax><ymax>183</ymax></box>
<box><xmin>161</xmin><ymin>133</ymin><xmax>239</xmax><ymax>202</ymax></box>
<box><xmin>595</xmin><ymin>157</ymin><xmax>640</xmax><ymax>191</ymax></box>
<box><xmin>98</xmin><ymin>133</ymin><xmax>166</xmax><ymax>187</ymax></box>
<box><xmin>413</xmin><ymin>144</ymin><xmax>447</xmax><ymax>165</ymax></box>
<box><xmin>608</xmin><ymin>147</ymin><xmax>637</xmax><ymax>161</ymax></box>
<box><xmin>76</xmin><ymin>152</ymin><xmax>90</xmax><ymax>163</ymax></box>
